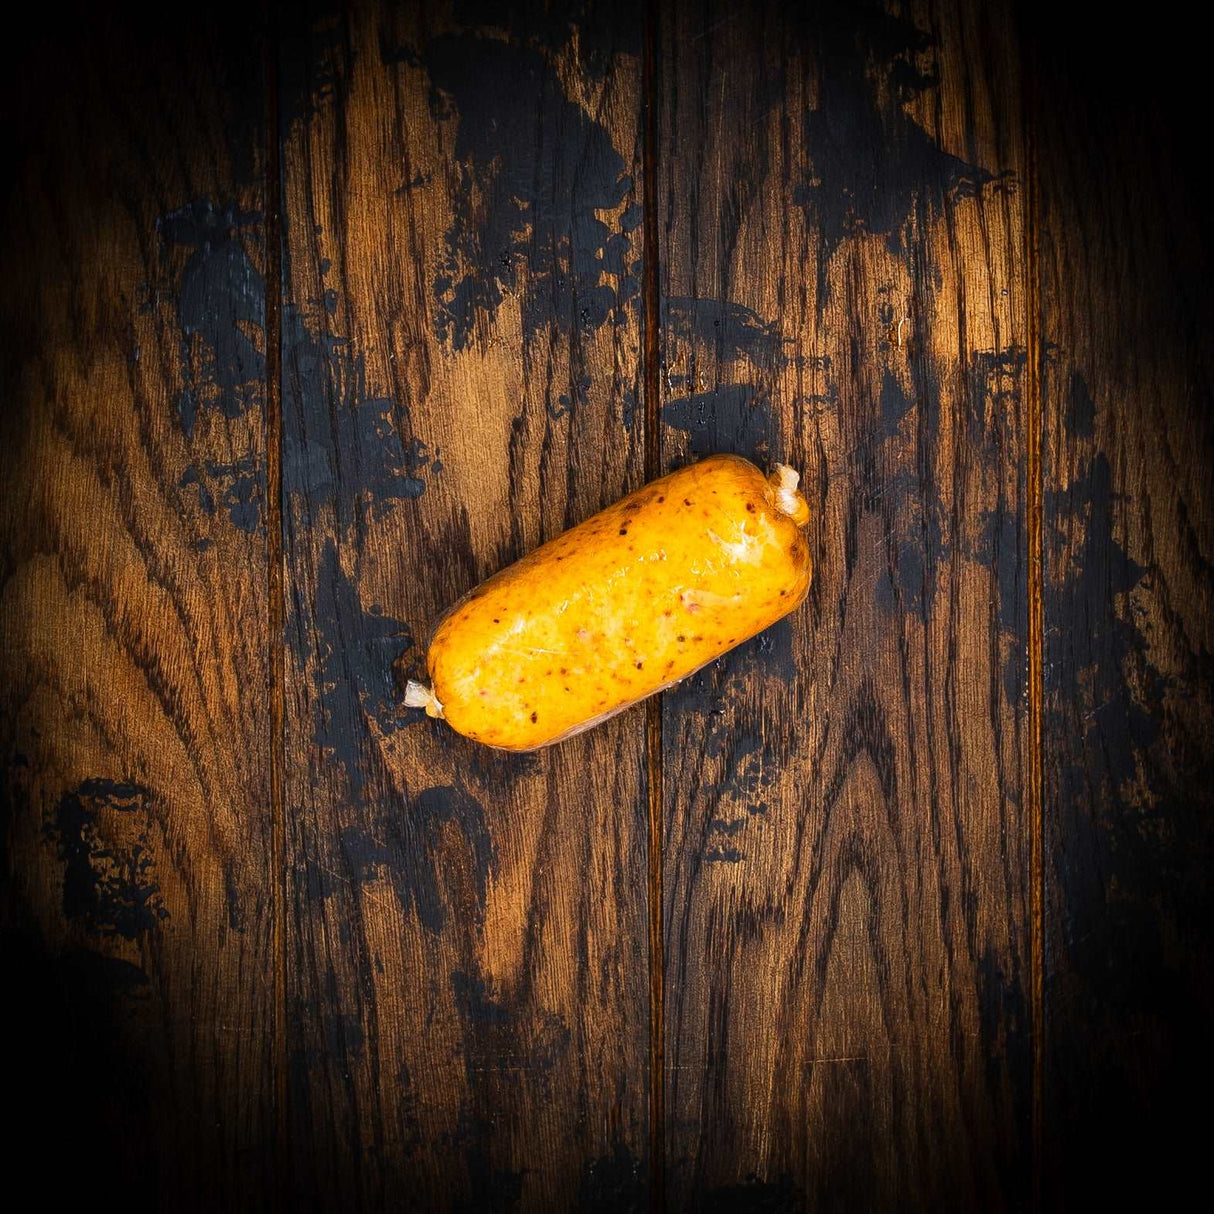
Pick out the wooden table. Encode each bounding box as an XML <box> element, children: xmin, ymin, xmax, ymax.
<box><xmin>3</xmin><ymin>2</ymin><xmax>1211</xmax><ymax>1209</ymax></box>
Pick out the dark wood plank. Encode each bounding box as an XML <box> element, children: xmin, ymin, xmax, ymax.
<box><xmin>1031</xmin><ymin>16</ymin><xmax>1214</xmax><ymax>1209</ymax></box>
<box><xmin>0</xmin><ymin>7</ymin><xmax>276</xmax><ymax>1208</ymax></box>
<box><xmin>657</xmin><ymin>0</ymin><xmax>1032</xmax><ymax>1206</ymax></box>
<box><xmin>278</xmin><ymin>1</ymin><xmax>650</xmax><ymax>1207</ymax></box>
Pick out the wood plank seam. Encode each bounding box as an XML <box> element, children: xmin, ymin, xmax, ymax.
<box><xmin>643</xmin><ymin>0</ymin><xmax>666</xmax><ymax>1209</ymax></box>
<box><xmin>262</xmin><ymin>7</ymin><xmax>288</xmax><ymax>1203</ymax></box>
<box><xmin>1023</xmin><ymin>44</ymin><xmax>1045</xmax><ymax>1214</ymax></box>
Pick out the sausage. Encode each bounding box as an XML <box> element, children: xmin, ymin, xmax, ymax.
<box><xmin>404</xmin><ymin>454</ymin><xmax>811</xmax><ymax>750</ymax></box>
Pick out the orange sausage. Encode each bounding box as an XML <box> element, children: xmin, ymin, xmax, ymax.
<box><xmin>405</xmin><ymin>454</ymin><xmax>811</xmax><ymax>750</ymax></box>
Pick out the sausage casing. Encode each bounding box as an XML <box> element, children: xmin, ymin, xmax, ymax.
<box><xmin>405</xmin><ymin>454</ymin><xmax>811</xmax><ymax>750</ymax></box>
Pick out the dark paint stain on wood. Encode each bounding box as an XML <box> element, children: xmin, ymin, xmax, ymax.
<box><xmin>573</xmin><ymin>1141</ymin><xmax>647</xmax><ymax>1213</ymax></box>
<box><xmin>791</xmin><ymin>0</ymin><xmax>1010</xmax><ymax>301</ymax></box>
<box><xmin>976</xmin><ymin>507</ymin><xmax>1023</xmax><ymax>632</ymax></box>
<box><xmin>877</xmin><ymin>367</ymin><xmax>915</xmax><ymax>442</ymax></box>
<box><xmin>278</xmin><ymin>5</ymin><xmax>348</xmax><ymax>131</ymax></box>
<box><xmin>1065</xmin><ymin>367</ymin><xmax>1095</xmax><ymax>438</ymax></box>
<box><xmin>154</xmin><ymin>197</ymin><xmax>265</xmax><ymax>433</ymax></box>
<box><xmin>283</xmin><ymin>301</ymin><xmax>440</xmax><ymax>515</ymax></box>
<box><xmin>451</xmin><ymin>968</ymin><xmax>513</xmax><ymax>1026</ymax></box>
<box><xmin>1043</xmin><ymin>399</ymin><xmax>1199</xmax><ymax>1023</ymax></box>
<box><xmin>44</xmin><ymin>779</ymin><xmax>168</xmax><ymax>939</ymax></box>
<box><xmin>661</xmin><ymin>296</ymin><xmax>788</xmax><ymax>365</ymax></box>
<box><xmin>453</xmin><ymin>1134</ymin><xmax>526</xmax><ymax>1214</ymax></box>
<box><xmin>699</xmin><ymin>1173</ymin><xmax>805</xmax><ymax>1213</ymax></box>
<box><xmin>452</xmin><ymin>963</ymin><xmax>572</xmax><ymax>1079</ymax></box>
<box><xmin>967</xmin><ymin>346</ymin><xmax>1027</xmax><ymax>443</ymax></box>
<box><xmin>340</xmin><ymin>785</ymin><xmax>494</xmax><ymax>933</ymax></box>
<box><xmin>448</xmin><ymin>961</ymin><xmax>576</xmax><ymax>1206</ymax></box>
<box><xmin>414</xmin><ymin>31</ymin><xmax>639</xmax><ymax>348</ymax></box>
<box><xmin>663</xmin><ymin>622</ymin><xmax>797</xmax><ymax>817</ymax></box>
<box><xmin>453</xmin><ymin>0</ymin><xmax>642</xmax><ymax>74</ymax></box>
<box><xmin>180</xmin><ymin>458</ymin><xmax>265</xmax><ymax>533</ymax></box>
<box><xmin>665</xmin><ymin>626</ymin><xmax>796</xmax><ymax>815</ymax></box>
<box><xmin>976</xmin><ymin>946</ymin><xmax>1031</xmax><ymax>1204</ymax></box>
<box><xmin>297</xmin><ymin>539</ymin><xmax>414</xmax><ymax>799</ymax></box>
<box><xmin>1045</xmin><ymin>447</ymin><xmax>1155</xmax><ymax>806</ymax></box>
<box><xmin>662</xmin><ymin>385</ymin><xmax>772</xmax><ymax>460</ymax></box>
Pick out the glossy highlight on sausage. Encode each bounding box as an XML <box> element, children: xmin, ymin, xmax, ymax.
<box><xmin>405</xmin><ymin>454</ymin><xmax>812</xmax><ymax>750</ymax></box>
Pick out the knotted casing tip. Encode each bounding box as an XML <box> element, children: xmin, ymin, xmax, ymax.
<box><xmin>769</xmin><ymin>463</ymin><xmax>810</xmax><ymax>527</ymax></box>
<box><xmin>404</xmin><ymin>679</ymin><xmax>445</xmax><ymax>719</ymax></box>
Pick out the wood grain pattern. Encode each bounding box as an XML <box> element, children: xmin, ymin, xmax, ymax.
<box><xmin>0</xmin><ymin>7</ymin><xmax>275</xmax><ymax>1208</ymax></box>
<box><xmin>277</xmin><ymin>1</ymin><xmax>650</xmax><ymax>1207</ymax></box>
<box><xmin>656</xmin><ymin>1</ymin><xmax>1032</xmax><ymax>1206</ymax></box>
<box><xmin>1031</xmin><ymin>16</ymin><xmax>1214</xmax><ymax>1209</ymax></box>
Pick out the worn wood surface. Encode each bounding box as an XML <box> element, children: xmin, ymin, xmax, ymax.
<box><xmin>2</xmin><ymin>1</ymin><xmax>1211</xmax><ymax>1210</ymax></box>
<box><xmin>657</xmin><ymin>1</ymin><xmax>1031</xmax><ymax>1207</ymax></box>
<box><xmin>0</xmin><ymin>6</ymin><xmax>275</xmax><ymax>1208</ymax></box>
<box><xmin>1031</xmin><ymin>16</ymin><xmax>1214</xmax><ymax>1210</ymax></box>
<box><xmin>277</xmin><ymin>1</ymin><xmax>649</xmax><ymax>1209</ymax></box>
